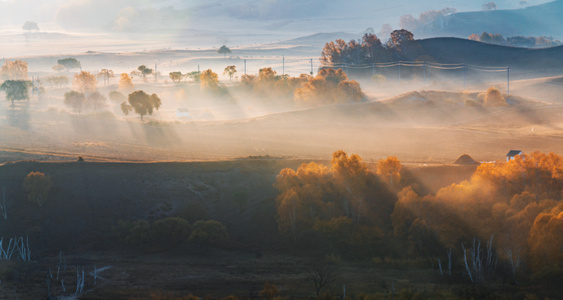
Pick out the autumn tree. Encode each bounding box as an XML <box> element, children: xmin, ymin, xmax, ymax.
<box><xmin>97</xmin><ymin>68</ymin><xmax>114</xmax><ymax>86</ymax></box>
<box><xmin>118</xmin><ymin>73</ymin><xmax>134</xmax><ymax>91</ymax></box>
<box><xmin>1</xmin><ymin>60</ymin><xmax>28</xmax><ymax>80</ymax></box>
<box><xmin>45</xmin><ymin>75</ymin><xmax>69</xmax><ymax>88</ymax></box>
<box><xmin>295</xmin><ymin>68</ymin><xmax>364</xmax><ymax>105</ymax></box>
<box><xmin>528</xmin><ymin>209</ymin><xmax>563</xmax><ymax>274</ymax></box>
<box><xmin>483</xmin><ymin>86</ymin><xmax>507</xmax><ymax>107</ymax></box>
<box><xmin>169</xmin><ymin>71</ymin><xmax>183</xmax><ymax>83</ymax></box>
<box><xmin>1</xmin><ymin>80</ymin><xmax>32</xmax><ymax>105</ymax></box>
<box><xmin>23</xmin><ymin>172</ymin><xmax>52</xmax><ymax>207</ymax></box>
<box><xmin>388</xmin><ymin>29</ymin><xmax>415</xmax><ymax>49</ymax></box>
<box><xmin>223</xmin><ymin>65</ymin><xmax>237</xmax><ymax>81</ymax></box>
<box><xmin>57</xmin><ymin>57</ymin><xmax>81</xmax><ymax>71</ymax></box>
<box><xmin>52</xmin><ymin>64</ymin><xmax>65</xmax><ymax>73</ymax></box>
<box><xmin>64</xmin><ymin>90</ymin><xmax>86</xmax><ymax>114</ymax></box>
<box><xmin>217</xmin><ymin>45</ymin><xmax>231</xmax><ymax>57</ymax></box>
<box><xmin>121</xmin><ymin>90</ymin><xmax>161</xmax><ymax>120</ymax></box>
<box><xmin>274</xmin><ymin>150</ymin><xmax>396</xmax><ymax>242</ymax></box>
<box><xmin>72</xmin><ymin>71</ymin><xmax>97</xmax><ymax>94</ymax></box>
<box><xmin>199</xmin><ymin>69</ymin><xmax>219</xmax><ymax>90</ymax></box>
<box><xmin>377</xmin><ymin>156</ymin><xmax>402</xmax><ymax>188</ymax></box>
<box><xmin>137</xmin><ymin>65</ymin><xmax>153</xmax><ymax>80</ymax></box>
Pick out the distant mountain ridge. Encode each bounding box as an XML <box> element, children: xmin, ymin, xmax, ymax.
<box><xmin>415</xmin><ymin>0</ymin><xmax>563</xmax><ymax>39</ymax></box>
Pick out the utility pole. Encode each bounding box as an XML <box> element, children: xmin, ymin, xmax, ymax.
<box><xmin>154</xmin><ymin>63</ymin><xmax>157</xmax><ymax>82</ymax></box>
<box><xmin>423</xmin><ymin>62</ymin><xmax>426</xmax><ymax>86</ymax></box>
<box><xmin>398</xmin><ymin>62</ymin><xmax>401</xmax><ymax>82</ymax></box>
<box><xmin>244</xmin><ymin>59</ymin><xmax>247</xmax><ymax>75</ymax></box>
<box><xmin>310</xmin><ymin>59</ymin><xmax>313</xmax><ymax>75</ymax></box>
<box><xmin>282</xmin><ymin>56</ymin><xmax>285</xmax><ymax>75</ymax></box>
<box><xmin>507</xmin><ymin>67</ymin><xmax>510</xmax><ymax>95</ymax></box>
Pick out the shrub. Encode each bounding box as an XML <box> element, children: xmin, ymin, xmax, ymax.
<box><xmin>189</xmin><ymin>220</ymin><xmax>228</xmax><ymax>245</ymax></box>
<box><xmin>465</xmin><ymin>99</ymin><xmax>480</xmax><ymax>107</ymax></box>
<box><xmin>151</xmin><ymin>217</ymin><xmax>192</xmax><ymax>245</ymax></box>
<box><xmin>23</xmin><ymin>172</ymin><xmax>52</xmax><ymax>207</ymax></box>
<box><xmin>371</xmin><ymin>74</ymin><xmax>387</xmax><ymax>84</ymax></box>
<box><xmin>259</xmin><ymin>283</ymin><xmax>279</xmax><ymax>300</ymax></box>
<box><xmin>119</xmin><ymin>217</ymin><xmax>192</xmax><ymax>250</ymax></box>
<box><xmin>483</xmin><ymin>87</ymin><xmax>507</xmax><ymax>106</ymax></box>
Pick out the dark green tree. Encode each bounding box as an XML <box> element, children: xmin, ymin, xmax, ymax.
<box><xmin>22</xmin><ymin>21</ymin><xmax>39</xmax><ymax>31</ymax></box>
<box><xmin>0</xmin><ymin>80</ymin><xmax>32</xmax><ymax>105</ymax></box>
<box><xmin>217</xmin><ymin>45</ymin><xmax>231</xmax><ymax>57</ymax></box>
<box><xmin>57</xmin><ymin>57</ymin><xmax>81</xmax><ymax>71</ymax></box>
<box><xmin>137</xmin><ymin>65</ymin><xmax>153</xmax><ymax>79</ymax></box>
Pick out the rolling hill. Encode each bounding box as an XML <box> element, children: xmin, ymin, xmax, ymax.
<box><xmin>417</xmin><ymin>37</ymin><xmax>563</xmax><ymax>75</ymax></box>
<box><xmin>415</xmin><ymin>0</ymin><xmax>563</xmax><ymax>39</ymax></box>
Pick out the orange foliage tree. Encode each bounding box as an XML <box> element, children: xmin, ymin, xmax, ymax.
<box><xmin>240</xmin><ymin>67</ymin><xmax>311</xmax><ymax>99</ymax></box>
<box><xmin>294</xmin><ymin>68</ymin><xmax>364</xmax><ymax>105</ymax></box>
<box><xmin>200</xmin><ymin>69</ymin><xmax>219</xmax><ymax>90</ymax></box>
<box><xmin>72</xmin><ymin>71</ymin><xmax>97</xmax><ymax>94</ymax></box>
<box><xmin>392</xmin><ymin>151</ymin><xmax>563</xmax><ymax>277</ymax></box>
<box><xmin>274</xmin><ymin>150</ymin><xmax>396</xmax><ymax>245</ymax></box>
<box><xmin>1</xmin><ymin>60</ymin><xmax>28</xmax><ymax>80</ymax></box>
<box><xmin>118</xmin><ymin>73</ymin><xmax>134</xmax><ymax>91</ymax></box>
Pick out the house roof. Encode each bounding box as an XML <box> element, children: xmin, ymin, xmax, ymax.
<box><xmin>507</xmin><ymin>150</ymin><xmax>523</xmax><ymax>157</ymax></box>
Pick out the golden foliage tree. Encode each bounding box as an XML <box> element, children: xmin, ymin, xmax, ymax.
<box><xmin>377</xmin><ymin>156</ymin><xmax>402</xmax><ymax>188</ymax></box>
<box><xmin>483</xmin><ymin>86</ymin><xmax>507</xmax><ymax>107</ymax></box>
<box><xmin>391</xmin><ymin>151</ymin><xmax>563</xmax><ymax>274</ymax></box>
<box><xmin>23</xmin><ymin>172</ymin><xmax>52</xmax><ymax>207</ymax></box>
<box><xmin>1</xmin><ymin>60</ymin><xmax>28</xmax><ymax>79</ymax></box>
<box><xmin>240</xmin><ymin>68</ymin><xmax>310</xmax><ymax>99</ymax></box>
<box><xmin>199</xmin><ymin>69</ymin><xmax>219</xmax><ymax>90</ymax></box>
<box><xmin>118</xmin><ymin>73</ymin><xmax>134</xmax><ymax>91</ymax></box>
<box><xmin>528</xmin><ymin>207</ymin><xmax>563</xmax><ymax>273</ymax></box>
<box><xmin>295</xmin><ymin>68</ymin><xmax>364</xmax><ymax>105</ymax></box>
<box><xmin>72</xmin><ymin>71</ymin><xmax>97</xmax><ymax>94</ymax></box>
<box><xmin>274</xmin><ymin>150</ymin><xmax>395</xmax><ymax>242</ymax></box>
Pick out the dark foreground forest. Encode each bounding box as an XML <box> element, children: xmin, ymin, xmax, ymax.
<box><xmin>0</xmin><ymin>150</ymin><xmax>562</xmax><ymax>299</ymax></box>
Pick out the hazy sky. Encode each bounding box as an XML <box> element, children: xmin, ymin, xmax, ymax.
<box><xmin>0</xmin><ymin>0</ymin><xmax>554</xmax><ymax>31</ymax></box>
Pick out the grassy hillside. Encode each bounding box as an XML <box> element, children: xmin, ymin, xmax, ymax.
<box><xmin>418</xmin><ymin>37</ymin><xmax>563</xmax><ymax>72</ymax></box>
<box><xmin>416</xmin><ymin>0</ymin><xmax>563</xmax><ymax>39</ymax></box>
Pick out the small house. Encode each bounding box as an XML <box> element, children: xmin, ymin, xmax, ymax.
<box><xmin>506</xmin><ymin>150</ymin><xmax>523</xmax><ymax>162</ymax></box>
<box><xmin>176</xmin><ymin>108</ymin><xmax>190</xmax><ymax>118</ymax></box>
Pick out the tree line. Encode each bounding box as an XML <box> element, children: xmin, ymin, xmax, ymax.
<box><xmin>274</xmin><ymin>150</ymin><xmax>563</xmax><ymax>289</ymax></box>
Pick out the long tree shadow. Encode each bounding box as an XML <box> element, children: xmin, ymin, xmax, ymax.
<box><xmin>6</xmin><ymin>103</ymin><xmax>31</xmax><ymax>131</ymax></box>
